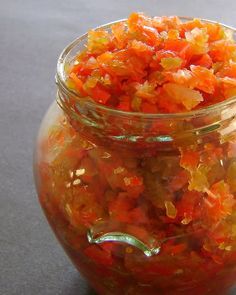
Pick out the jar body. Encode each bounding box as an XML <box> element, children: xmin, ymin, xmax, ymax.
<box><xmin>34</xmin><ymin>101</ymin><xmax>236</xmax><ymax>295</ymax></box>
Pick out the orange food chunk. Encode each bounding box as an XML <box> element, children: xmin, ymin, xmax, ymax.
<box><xmin>163</xmin><ymin>83</ymin><xmax>203</xmax><ymax>110</ymax></box>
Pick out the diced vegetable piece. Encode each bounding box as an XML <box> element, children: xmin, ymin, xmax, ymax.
<box><xmin>204</xmin><ymin>181</ymin><xmax>235</xmax><ymax>221</ymax></box>
<box><xmin>165</xmin><ymin>201</ymin><xmax>177</xmax><ymax>219</ymax></box>
<box><xmin>163</xmin><ymin>83</ymin><xmax>203</xmax><ymax>110</ymax></box>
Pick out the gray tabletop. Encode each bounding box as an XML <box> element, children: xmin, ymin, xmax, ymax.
<box><xmin>1</xmin><ymin>0</ymin><xmax>236</xmax><ymax>294</ymax></box>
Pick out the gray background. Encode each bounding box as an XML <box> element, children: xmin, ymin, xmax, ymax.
<box><xmin>1</xmin><ymin>0</ymin><xmax>236</xmax><ymax>294</ymax></box>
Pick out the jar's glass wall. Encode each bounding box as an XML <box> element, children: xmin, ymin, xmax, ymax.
<box><xmin>34</xmin><ymin>18</ymin><xmax>236</xmax><ymax>295</ymax></box>
<box><xmin>34</xmin><ymin>100</ymin><xmax>236</xmax><ymax>295</ymax></box>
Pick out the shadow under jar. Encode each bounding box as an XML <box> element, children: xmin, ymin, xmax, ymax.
<box><xmin>34</xmin><ymin>19</ymin><xmax>236</xmax><ymax>295</ymax></box>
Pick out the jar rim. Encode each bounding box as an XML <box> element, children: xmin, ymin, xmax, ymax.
<box><xmin>56</xmin><ymin>16</ymin><xmax>236</xmax><ymax>120</ymax></box>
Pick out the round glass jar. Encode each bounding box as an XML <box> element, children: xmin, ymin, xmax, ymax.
<box><xmin>34</xmin><ymin>19</ymin><xmax>236</xmax><ymax>295</ymax></box>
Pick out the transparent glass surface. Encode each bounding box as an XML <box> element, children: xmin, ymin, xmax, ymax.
<box><xmin>34</xmin><ymin>18</ymin><xmax>236</xmax><ymax>295</ymax></box>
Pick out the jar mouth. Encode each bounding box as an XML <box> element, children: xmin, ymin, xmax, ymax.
<box><xmin>56</xmin><ymin>17</ymin><xmax>236</xmax><ymax>120</ymax></box>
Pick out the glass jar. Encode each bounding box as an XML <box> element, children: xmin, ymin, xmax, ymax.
<box><xmin>34</xmin><ymin>19</ymin><xmax>236</xmax><ymax>295</ymax></box>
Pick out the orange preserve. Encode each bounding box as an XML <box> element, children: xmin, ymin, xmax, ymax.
<box><xmin>34</xmin><ymin>13</ymin><xmax>236</xmax><ymax>294</ymax></box>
